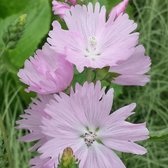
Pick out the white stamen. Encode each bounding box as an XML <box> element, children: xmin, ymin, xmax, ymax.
<box><xmin>84</xmin><ymin>36</ymin><xmax>100</xmax><ymax>60</ymax></box>
<box><xmin>83</xmin><ymin>131</ymin><xmax>97</xmax><ymax>147</ymax></box>
<box><xmin>88</xmin><ymin>36</ymin><xmax>97</xmax><ymax>51</ymax></box>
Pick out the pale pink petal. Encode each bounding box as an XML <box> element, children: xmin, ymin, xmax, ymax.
<box><xmin>16</xmin><ymin>95</ymin><xmax>53</xmax><ymax>151</ymax></box>
<box><xmin>110</xmin><ymin>0</ymin><xmax>129</xmax><ymax>19</ymax></box>
<box><xmin>18</xmin><ymin>43</ymin><xmax>73</xmax><ymax>94</ymax></box>
<box><xmin>38</xmin><ymin>138</ymin><xmax>84</xmax><ymax>160</ymax></box>
<box><xmin>83</xmin><ymin>143</ymin><xmax>126</xmax><ymax>168</ymax></box>
<box><xmin>103</xmin><ymin>139</ymin><xmax>147</xmax><ymax>155</ymax></box>
<box><xmin>112</xmin><ymin>74</ymin><xmax>150</xmax><ymax>86</ymax></box>
<box><xmin>110</xmin><ymin>45</ymin><xmax>151</xmax><ymax>86</ymax></box>
<box><xmin>105</xmin><ymin>103</ymin><xmax>136</xmax><ymax>124</ymax></box>
<box><xmin>30</xmin><ymin>156</ymin><xmax>55</xmax><ymax>168</ymax></box>
<box><xmin>48</xmin><ymin>2</ymin><xmax>139</xmax><ymax>72</ymax></box>
<box><xmin>52</xmin><ymin>0</ymin><xmax>70</xmax><ymax>18</ymax></box>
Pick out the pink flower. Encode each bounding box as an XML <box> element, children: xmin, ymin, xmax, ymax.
<box><xmin>48</xmin><ymin>2</ymin><xmax>139</xmax><ymax>72</ymax></box>
<box><xmin>18</xmin><ymin>43</ymin><xmax>73</xmax><ymax>94</ymax></box>
<box><xmin>18</xmin><ymin>82</ymin><xmax>149</xmax><ymax>167</ymax></box>
<box><xmin>110</xmin><ymin>45</ymin><xmax>151</xmax><ymax>86</ymax></box>
<box><xmin>110</xmin><ymin>0</ymin><xmax>129</xmax><ymax>19</ymax></box>
<box><xmin>52</xmin><ymin>0</ymin><xmax>70</xmax><ymax>18</ymax></box>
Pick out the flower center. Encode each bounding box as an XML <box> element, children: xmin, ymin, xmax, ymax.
<box><xmin>88</xmin><ymin>36</ymin><xmax>97</xmax><ymax>51</ymax></box>
<box><xmin>83</xmin><ymin>131</ymin><xmax>97</xmax><ymax>147</ymax></box>
<box><xmin>84</xmin><ymin>36</ymin><xmax>100</xmax><ymax>60</ymax></box>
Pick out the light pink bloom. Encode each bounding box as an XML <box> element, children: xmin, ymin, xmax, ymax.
<box><xmin>52</xmin><ymin>0</ymin><xmax>70</xmax><ymax>18</ymax></box>
<box><xmin>26</xmin><ymin>82</ymin><xmax>148</xmax><ymax>168</ymax></box>
<box><xmin>48</xmin><ymin>2</ymin><xmax>139</xmax><ymax>72</ymax></box>
<box><xmin>110</xmin><ymin>0</ymin><xmax>129</xmax><ymax>19</ymax></box>
<box><xmin>18</xmin><ymin>43</ymin><xmax>73</xmax><ymax>94</ymax></box>
<box><xmin>110</xmin><ymin>45</ymin><xmax>151</xmax><ymax>86</ymax></box>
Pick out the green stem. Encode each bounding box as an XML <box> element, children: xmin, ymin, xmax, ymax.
<box><xmin>0</xmin><ymin>116</ymin><xmax>13</xmax><ymax>168</ymax></box>
<box><xmin>0</xmin><ymin>48</ymin><xmax>6</xmax><ymax>58</ymax></box>
<box><xmin>0</xmin><ymin>47</ymin><xmax>18</xmax><ymax>74</ymax></box>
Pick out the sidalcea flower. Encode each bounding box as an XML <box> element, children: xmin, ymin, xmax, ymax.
<box><xmin>17</xmin><ymin>82</ymin><xmax>149</xmax><ymax>167</ymax></box>
<box><xmin>52</xmin><ymin>0</ymin><xmax>77</xmax><ymax>18</ymax></box>
<box><xmin>110</xmin><ymin>0</ymin><xmax>129</xmax><ymax>19</ymax></box>
<box><xmin>18</xmin><ymin>43</ymin><xmax>73</xmax><ymax>94</ymax></box>
<box><xmin>48</xmin><ymin>2</ymin><xmax>139</xmax><ymax>72</ymax></box>
<box><xmin>110</xmin><ymin>45</ymin><xmax>151</xmax><ymax>86</ymax></box>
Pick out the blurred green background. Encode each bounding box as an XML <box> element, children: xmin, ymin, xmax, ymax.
<box><xmin>0</xmin><ymin>0</ymin><xmax>168</xmax><ymax>167</ymax></box>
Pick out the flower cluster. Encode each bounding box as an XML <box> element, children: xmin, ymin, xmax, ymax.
<box><xmin>17</xmin><ymin>0</ymin><xmax>151</xmax><ymax>168</ymax></box>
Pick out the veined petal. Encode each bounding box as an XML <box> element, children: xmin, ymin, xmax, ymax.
<box><xmin>49</xmin><ymin>2</ymin><xmax>139</xmax><ymax>72</ymax></box>
<box><xmin>110</xmin><ymin>45</ymin><xmax>151</xmax><ymax>86</ymax></box>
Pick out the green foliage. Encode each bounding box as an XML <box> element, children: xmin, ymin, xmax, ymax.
<box><xmin>2</xmin><ymin>14</ymin><xmax>27</xmax><ymax>49</ymax></box>
<box><xmin>0</xmin><ymin>0</ymin><xmax>51</xmax><ymax>68</ymax></box>
<box><xmin>0</xmin><ymin>136</ymin><xmax>8</xmax><ymax>167</ymax></box>
<box><xmin>149</xmin><ymin>128</ymin><xmax>168</xmax><ymax>142</ymax></box>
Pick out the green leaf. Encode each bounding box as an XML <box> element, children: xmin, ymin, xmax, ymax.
<box><xmin>72</xmin><ymin>68</ymin><xmax>96</xmax><ymax>88</ymax></box>
<box><xmin>101</xmin><ymin>80</ymin><xmax>123</xmax><ymax>97</ymax></box>
<box><xmin>0</xmin><ymin>0</ymin><xmax>51</xmax><ymax>67</ymax></box>
<box><xmin>149</xmin><ymin>128</ymin><xmax>168</xmax><ymax>142</ymax></box>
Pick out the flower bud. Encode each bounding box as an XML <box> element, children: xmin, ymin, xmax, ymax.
<box><xmin>2</xmin><ymin>14</ymin><xmax>27</xmax><ymax>49</ymax></box>
<box><xmin>58</xmin><ymin>147</ymin><xmax>79</xmax><ymax>168</ymax></box>
<box><xmin>109</xmin><ymin>0</ymin><xmax>129</xmax><ymax>19</ymax></box>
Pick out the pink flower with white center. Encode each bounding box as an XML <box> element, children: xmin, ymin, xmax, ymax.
<box><xmin>18</xmin><ymin>43</ymin><xmax>73</xmax><ymax>94</ymax></box>
<box><xmin>48</xmin><ymin>2</ymin><xmax>139</xmax><ymax>72</ymax></box>
<box><xmin>110</xmin><ymin>0</ymin><xmax>129</xmax><ymax>19</ymax></box>
<box><xmin>110</xmin><ymin>45</ymin><xmax>151</xmax><ymax>86</ymax></box>
<box><xmin>32</xmin><ymin>82</ymin><xmax>148</xmax><ymax>168</ymax></box>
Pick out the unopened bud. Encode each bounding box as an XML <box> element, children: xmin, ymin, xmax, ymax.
<box><xmin>2</xmin><ymin>14</ymin><xmax>27</xmax><ymax>49</ymax></box>
<box><xmin>58</xmin><ymin>147</ymin><xmax>79</xmax><ymax>168</ymax></box>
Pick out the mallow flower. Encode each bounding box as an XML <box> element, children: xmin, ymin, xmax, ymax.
<box><xmin>17</xmin><ymin>82</ymin><xmax>149</xmax><ymax>168</ymax></box>
<box><xmin>48</xmin><ymin>2</ymin><xmax>139</xmax><ymax>72</ymax></box>
<box><xmin>110</xmin><ymin>45</ymin><xmax>151</xmax><ymax>86</ymax></box>
<box><xmin>18</xmin><ymin>43</ymin><xmax>73</xmax><ymax>94</ymax></box>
